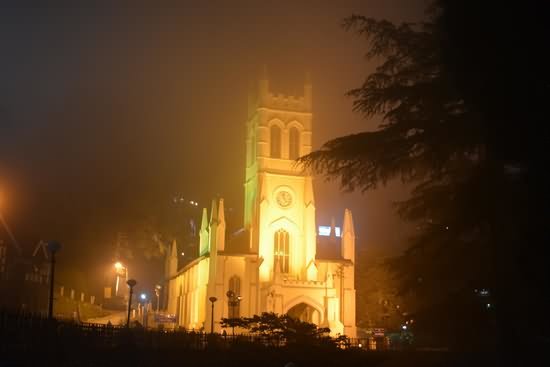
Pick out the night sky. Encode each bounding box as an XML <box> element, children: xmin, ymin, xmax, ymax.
<box><xmin>0</xmin><ymin>1</ymin><xmax>424</xmax><ymax>288</ymax></box>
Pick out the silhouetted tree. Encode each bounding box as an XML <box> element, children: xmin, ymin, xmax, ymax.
<box><xmin>221</xmin><ymin>312</ymin><xmax>332</xmax><ymax>346</ymax></box>
<box><xmin>437</xmin><ymin>1</ymin><xmax>548</xmax><ymax>353</ymax></box>
<box><xmin>299</xmin><ymin>1</ymin><xmax>546</xmax><ymax>350</ymax></box>
<box><xmin>356</xmin><ymin>257</ymin><xmax>406</xmax><ymax>331</ymax></box>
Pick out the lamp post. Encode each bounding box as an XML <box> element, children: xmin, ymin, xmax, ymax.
<box><xmin>126</xmin><ymin>279</ymin><xmax>137</xmax><ymax>328</ymax></box>
<box><xmin>47</xmin><ymin>241</ymin><xmax>61</xmax><ymax>319</ymax></box>
<box><xmin>209</xmin><ymin>296</ymin><xmax>217</xmax><ymax>334</ymax></box>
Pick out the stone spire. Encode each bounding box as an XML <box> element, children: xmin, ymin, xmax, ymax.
<box><xmin>170</xmin><ymin>239</ymin><xmax>178</xmax><ymax>258</ymax></box>
<box><xmin>216</xmin><ymin>198</ymin><xmax>226</xmax><ymax>252</ymax></box>
<box><xmin>201</xmin><ymin>207</ymin><xmax>208</xmax><ymax>231</ymax></box>
<box><xmin>165</xmin><ymin>239</ymin><xmax>178</xmax><ymax>278</ymax></box>
<box><xmin>210</xmin><ymin>198</ymin><xmax>218</xmax><ymax>225</ymax></box>
<box><xmin>199</xmin><ymin>208</ymin><xmax>210</xmax><ymax>256</ymax></box>
<box><xmin>209</xmin><ymin>198</ymin><xmax>220</xmax><ymax>254</ymax></box>
<box><xmin>341</xmin><ymin>209</ymin><xmax>355</xmax><ymax>261</ymax></box>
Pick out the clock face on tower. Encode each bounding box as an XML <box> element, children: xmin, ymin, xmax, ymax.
<box><xmin>276</xmin><ymin>190</ymin><xmax>293</xmax><ymax>208</ymax></box>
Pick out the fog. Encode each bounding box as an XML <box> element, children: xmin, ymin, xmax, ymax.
<box><xmin>0</xmin><ymin>1</ymin><xmax>425</xmax><ymax>291</ymax></box>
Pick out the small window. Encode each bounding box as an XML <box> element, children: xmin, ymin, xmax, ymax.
<box><xmin>270</xmin><ymin>125</ymin><xmax>281</xmax><ymax>158</ymax></box>
<box><xmin>289</xmin><ymin>127</ymin><xmax>300</xmax><ymax>160</ymax></box>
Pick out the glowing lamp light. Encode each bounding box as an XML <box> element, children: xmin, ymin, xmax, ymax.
<box><xmin>402</xmin><ymin>325</ymin><xmax>407</xmax><ymax>330</ymax></box>
<box><xmin>114</xmin><ymin>262</ymin><xmax>123</xmax><ymax>270</ymax></box>
<box><xmin>140</xmin><ymin>293</ymin><xmax>147</xmax><ymax>300</ymax></box>
<box><xmin>358</xmin><ymin>343</ymin><xmax>363</xmax><ymax>348</ymax></box>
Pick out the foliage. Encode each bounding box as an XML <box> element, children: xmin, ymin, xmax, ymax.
<box><xmin>297</xmin><ymin>3</ymin><xmax>519</xmax><ymax>346</ymax></box>
<box><xmin>334</xmin><ymin>334</ymin><xmax>351</xmax><ymax>349</ymax></box>
<box><xmin>221</xmin><ymin>312</ymin><xmax>332</xmax><ymax>345</ymax></box>
<box><xmin>220</xmin><ymin>316</ymin><xmax>250</xmax><ymax>331</ymax></box>
<box><xmin>355</xmin><ymin>256</ymin><xmax>405</xmax><ymax>330</ymax></box>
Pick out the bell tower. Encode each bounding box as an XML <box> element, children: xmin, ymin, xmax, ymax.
<box><xmin>244</xmin><ymin>68</ymin><xmax>317</xmax><ymax>282</ymax></box>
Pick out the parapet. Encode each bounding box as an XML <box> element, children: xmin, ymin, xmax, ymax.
<box><xmin>260</xmin><ymin>92</ymin><xmax>309</xmax><ymax>112</ymax></box>
<box><xmin>249</xmin><ymin>69</ymin><xmax>312</xmax><ymax>114</ymax></box>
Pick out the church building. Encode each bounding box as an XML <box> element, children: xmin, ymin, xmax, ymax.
<box><xmin>164</xmin><ymin>72</ymin><xmax>357</xmax><ymax>337</ymax></box>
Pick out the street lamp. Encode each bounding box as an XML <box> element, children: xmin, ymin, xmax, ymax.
<box><xmin>155</xmin><ymin>285</ymin><xmax>162</xmax><ymax>313</ymax></box>
<box><xmin>47</xmin><ymin>241</ymin><xmax>61</xmax><ymax>319</ymax></box>
<box><xmin>126</xmin><ymin>279</ymin><xmax>137</xmax><ymax>328</ymax></box>
<box><xmin>209</xmin><ymin>296</ymin><xmax>217</xmax><ymax>334</ymax></box>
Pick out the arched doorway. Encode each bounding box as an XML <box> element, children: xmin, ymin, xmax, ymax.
<box><xmin>287</xmin><ymin>303</ymin><xmax>320</xmax><ymax>324</ymax></box>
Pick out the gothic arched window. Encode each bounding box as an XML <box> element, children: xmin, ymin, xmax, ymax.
<box><xmin>289</xmin><ymin>127</ymin><xmax>300</xmax><ymax>160</ymax></box>
<box><xmin>270</xmin><ymin>125</ymin><xmax>281</xmax><ymax>158</ymax></box>
<box><xmin>228</xmin><ymin>275</ymin><xmax>241</xmax><ymax>317</ymax></box>
<box><xmin>274</xmin><ymin>229</ymin><xmax>290</xmax><ymax>273</ymax></box>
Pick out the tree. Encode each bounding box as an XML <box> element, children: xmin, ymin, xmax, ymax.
<box><xmin>221</xmin><ymin>312</ymin><xmax>332</xmax><ymax>346</ymax></box>
<box><xmin>356</xmin><ymin>257</ymin><xmax>406</xmax><ymax>331</ymax></box>
<box><xmin>298</xmin><ymin>2</ymin><xmax>542</xmax><ymax>349</ymax></box>
<box><xmin>437</xmin><ymin>1</ymin><xmax>548</xmax><ymax>352</ymax></box>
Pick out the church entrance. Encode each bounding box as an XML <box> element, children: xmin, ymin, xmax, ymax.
<box><xmin>287</xmin><ymin>303</ymin><xmax>320</xmax><ymax>324</ymax></box>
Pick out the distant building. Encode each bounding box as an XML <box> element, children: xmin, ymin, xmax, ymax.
<box><xmin>0</xmin><ymin>239</ymin><xmax>50</xmax><ymax>312</ymax></box>
<box><xmin>164</xmin><ymin>73</ymin><xmax>357</xmax><ymax>337</ymax></box>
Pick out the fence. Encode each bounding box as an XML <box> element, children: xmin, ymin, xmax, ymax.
<box><xmin>0</xmin><ymin>310</ymin><xmax>405</xmax><ymax>354</ymax></box>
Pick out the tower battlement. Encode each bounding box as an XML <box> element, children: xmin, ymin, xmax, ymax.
<box><xmin>248</xmin><ymin>68</ymin><xmax>312</xmax><ymax>115</ymax></box>
<box><xmin>260</xmin><ymin>92</ymin><xmax>309</xmax><ymax>112</ymax></box>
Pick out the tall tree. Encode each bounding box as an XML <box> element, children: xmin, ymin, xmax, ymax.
<box><xmin>437</xmin><ymin>0</ymin><xmax>548</xmax><ymax>355</ymax></box>
<box><xmin>300</xmin><ymin>1</ymin><xmax>545</xmax><ymax>350</ymax></box>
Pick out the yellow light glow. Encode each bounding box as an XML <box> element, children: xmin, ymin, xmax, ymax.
<box><xmin>114</xmin><ymin>262</ymin><xmax>123</xmax><ymax>270</ymax></box>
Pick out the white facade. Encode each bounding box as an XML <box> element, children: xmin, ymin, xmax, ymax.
<box><xmin>165</xmin><ymin>72</ymin><xmax>357</xmax><ymax>337</ymax></box>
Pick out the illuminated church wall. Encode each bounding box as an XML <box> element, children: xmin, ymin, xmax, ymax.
<box><xmin>165</xmin><ymin>72</ymin><xmax>356</xmax><ymax>337</ymax></box>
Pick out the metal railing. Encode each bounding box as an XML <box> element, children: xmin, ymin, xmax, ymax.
<box><xmin>1</xmin><ymin>309</ymin><xmax>405</xmax><ymax>353</ymax></box>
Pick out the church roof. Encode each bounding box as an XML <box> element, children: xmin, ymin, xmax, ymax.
<box><xmin>315</xmin><ymin>235</ymin><xmax>343</xmax><ymax>261</ymax></box>
<box><xmin>224</xmin><ymin>227</ymin><xmax>250</xmax><ymax>254</ymax></box>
